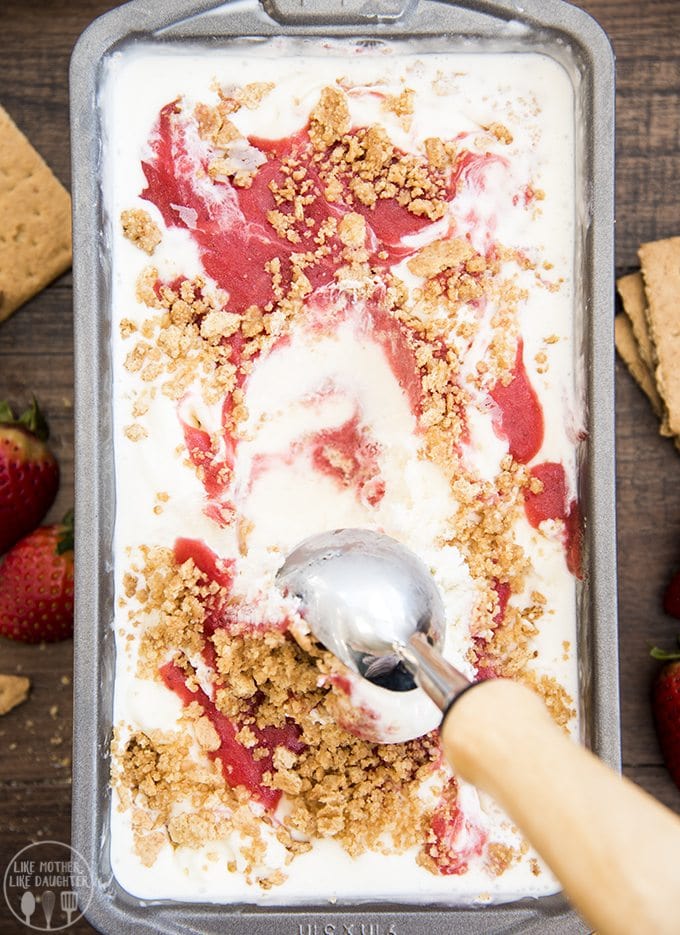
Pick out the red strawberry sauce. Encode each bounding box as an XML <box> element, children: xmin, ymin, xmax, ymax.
<box><xmin>310</xmin><ymin>414</ymin><xmax>385</xmax><ymax>506</ymax></box>
<box><xmin>488</xmin><ymin>346</ymin><xmax>581</xmax><ymax>576</ymax></box>
<box><xmin>174</xmin><ymin>536</ymin><xmax>234</xmax><ymax>589</ymax></box>
<box><xmin>492</xmin><ymin>579</ymin><xmax>511</xmax><ymax>626</ymax></box>
<box><xmin>450</xmin><ymin>149</ymin><xmax>509</xmax><ymax>196</ymax></box>
<box><xmin>523</xmin><ymin>462</ymin><xmax>582</xmax><ymax>578</ymax></box>
<box><xmin>141</xmin><ymin>104</ymin><xmax>439</xmax><ymax>315</ymax></box>
<box><xmin>489</xmin><ymin>339</ymin><xmax>544</xmax><ymax>464</ymax></box>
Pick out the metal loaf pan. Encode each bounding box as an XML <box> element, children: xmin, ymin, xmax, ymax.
<box><xmin>70</xmin><ymin>1</ymin><xmax>617</xmax><ymax>932</ymax></box>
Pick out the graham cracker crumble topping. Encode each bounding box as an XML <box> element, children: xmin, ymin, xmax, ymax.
<box><xmin>195</xmin><ymin>102</ymin><xmax>241</xmax><ymax>149</ymax></box>
<box><xmin>115</xmin><ymin>548</ymin><xmax>442</xmax><ymax>876</ymax></box>
<box><xmin>194</xmin><ymin>86</ymin><xmax>274</xmax><ymax>189</ymax></box>
<box><xmin>307</xmin><ymin>86</ymin><xmax>448</xmax><ymax>222</ymax></box>
<box><xmin>121</xmin><ymin>209</ymin><xmax>162</xmax><ymax>256</ymax></box>
<box><xmin>521</xmin><ymin>671</ymin><xmax>576</xmax><ymax>730</ymax></box>
<box><xmin>113</xmin><ymin>74</ymin><xmax>576</xmax><ymax>887</ymax></box>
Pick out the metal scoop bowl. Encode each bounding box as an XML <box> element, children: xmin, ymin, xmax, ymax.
<box><xmin>276</xmin><ymin>527</ymin><xmax>470</xmax><ymax>707</ymax></box>
<box><xmin>276</xmin><ymin>527</ymin><xmax>680</xmax><ymax>935</ymax></box>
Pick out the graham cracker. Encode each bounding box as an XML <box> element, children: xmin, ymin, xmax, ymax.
<box><xmin>639</xmin><ymin>236</ymin><xmax>680</xmax><ymax>436</ymax></box>
<box><xmin>614</xmin><ymin>314</ymin><xmax>667</xmax><ymax>422</ymax></box>
<box><xmin>0</xmin><ymin>105</ymin><xmax>72</xmax><ymax>323</ymax></box>
<box><xmin>617</xmin><ymin>271</ymin><xmax>656</xmax><ymax>371</ymax></box>
<box><xmin>0</xmin><ymin>674</ymin><xmax>30</xmax><ymax>716</ymax></box>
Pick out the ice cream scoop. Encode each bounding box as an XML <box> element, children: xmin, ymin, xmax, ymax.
<box><xmin>277</xmin><ymin>528</ymin><xmax>680</xmax><ymax>935</ymax></box>
<box><xmin>276</xmin><ymin>527</ymin><xmax>470</xmax><ymax>705</ymax></box>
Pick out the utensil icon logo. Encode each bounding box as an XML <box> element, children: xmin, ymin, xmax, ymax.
<box><xmin>42</xmin><ymin>889</ymin><xmax>55</xmax><ymax>928</ymax></box>
<box><xmin>20</xmin><ymin>889</ymin><xmax>35</xmax><ymax>924</ymax></box>
<box><xmin>60</xmin><ymin>891</ymin><xmax>77</xmax><ymax>926</ymax></box>
<box><xmin>3</xmin><ymin>841</ymin><xmax>93</xmax><ymax>931</ymax></box>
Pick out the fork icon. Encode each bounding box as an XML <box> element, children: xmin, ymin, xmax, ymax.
<box><xmin>60</xmin><ymin>890</ymin><xmax>78</xmax><ymax>926</ymax></box>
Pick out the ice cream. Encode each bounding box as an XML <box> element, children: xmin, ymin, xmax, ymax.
<box><xmin>104</xmin><ymin>42</ymin><xmax>580</xmax><ymax>905</ymax></box>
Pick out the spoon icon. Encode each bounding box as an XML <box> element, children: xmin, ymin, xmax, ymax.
<box><xmin>20</xmin><ymin>890</ymin><xmax>35</xmax><ymax>925</ymax></box>
<box><xmin>42</xmin><ymin>890</ymin><xmax>55</xmax><ymax>929</ymax></box>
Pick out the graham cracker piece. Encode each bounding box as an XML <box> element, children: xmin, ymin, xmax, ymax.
<box><xmin>0</xmin><ymin>105</ymin><xmax>72</xmax><ymax>323</ymax></box>
<box><xmin>614</xmin><ymin>314</ymin><xmax>667</xmax><ymax>422</ymax></box>
<box><xmin>639</xmin><ymin>237</ymin><xmax>680</xmax><ymax>436</ymax></box>
<box><xmin>617</xmin><ymin>271</ymin><xmax>656</xmax><ymax>370</ymax></box>
<box><xmin>0</xmin><ymin>674</ymin><xmax>30</xmax><ymax>716</ymax></box>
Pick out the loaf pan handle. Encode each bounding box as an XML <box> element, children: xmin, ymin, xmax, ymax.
<box><xmin>262</xmin><ymin>0</ymin><xmax>417</xmax><ymax>25</ymax></box>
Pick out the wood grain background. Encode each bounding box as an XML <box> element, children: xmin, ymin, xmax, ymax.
<box><xmin>0</xmin><ymin>1</ymin><xmax>678</xmax><ymax>931</ymax></box>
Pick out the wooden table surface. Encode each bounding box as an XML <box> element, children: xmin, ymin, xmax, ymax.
<box><xmin>0</xmin><ymin>1</ymin><xmax>678</xmax><ymax>932</ymax></box>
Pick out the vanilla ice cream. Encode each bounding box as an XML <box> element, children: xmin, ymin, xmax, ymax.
<box><xmin>104</xmin><ymin>42</ymin><xmax>580</xmax><ymax>906</ymax></box>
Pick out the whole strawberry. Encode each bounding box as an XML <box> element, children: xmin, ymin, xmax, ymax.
<box><xmin>0</xmin><ymin>398</ymin><xmax>59</xmax><ymax>554</ymax></box>
<box><xmin>651</xmin><ymin>641</ymin><xmax>680</xmax><ymax>793</ymax></box>
<box><xmin>663</xmin><ymin>568</ymin><xmax>680</xmax><ymax>618</ymax></box>
<box><xmin>0</xmin><ymin>512</ymin><xmax>74</xmax><ymax>643</ymax></box>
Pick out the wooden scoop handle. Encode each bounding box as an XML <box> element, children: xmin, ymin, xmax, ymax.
<box><xmin>441</xmin><ymin>678</ymin><xmax>680</xmax><ymax>935</ymax></box>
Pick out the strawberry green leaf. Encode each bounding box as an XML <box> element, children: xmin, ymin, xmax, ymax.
<box><xmin>650</xmin><ymin>643</ymin><xmax>680</xmax><ymax>662</ymax></box>
<box><xmin>0</xmin><ymin>400</ymin><xmax>16</xmax><ymax>423</ymax></box>
<box><xmin>57</xmin><ymin>509</ymin><xmax>75</xmax><ymax>555</ymax></box>
<box><xmin>17</xmin><ymin>397</ymin><xmax>49</xmax><ymax>442</ymax></box>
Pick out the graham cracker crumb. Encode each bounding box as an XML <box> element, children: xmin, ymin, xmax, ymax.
<box><xmin>0</xmin><ymin>674</ymin><xmax>30</xmax><ymax>716</ymax></box>
<box><xmin>238</xmin><ymin>82</ymin><xmax>276</xmax><ymax>110</ymax></box>
<box><xmin>522</xmin><ymin>670</ymin><xmax>576</xmax><ymax>729</ymax></box>
<box><xmin>485</xmin><ymin>122</ymin><xmax>513</xmax><ymax>145</ymax></box>
<box><xmin>214</xmin><ymin>81</ymin><xmax>275</xmax><ymax>112</ymax></box>
<box><xmin>384</xmin><ymin>88</ymin><xmax>415</xmax><ymax>118</ymax></box>
<box><xmin>124</xmin><ymin>423</ymin><xmax>148</xmax><ymax>442</ymax></box>
<box><xmin>338</xmin><ymin>212</ymin><xmax>366</xmax><ymax>249</ymax></box>
<box><xmin>407</xmin><ymin>238</ymin><xmax>475</xmax><ymax>279</ymax></box>
<box><xmin>195</xmin><ymin>716</ymin><xmax>221</xmax><ymax>752</ymax></box>
<box><xmin>195</xmin><ymin>102</ymin><xmax>241</xmax><ymax>149</ymax></box>
<box><xmin>383</xmin><ymin>88</ymin><xmax>415</xmax><ymax>129</ymax></box>
<box><xmin>486</xmin><ymin>842</ymin><xmax>517</xmax><ymax>875</ymax></box>
<box><xmin>309</xmin><ymin>87</ymin><xmax>351</xmax><ymax>150</ymax></box>
<box><xmin>121</xmin><ymin>208</ymin><xmax>162</xmax><ymax>255</ymax></box>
